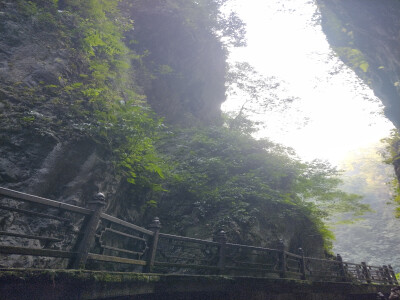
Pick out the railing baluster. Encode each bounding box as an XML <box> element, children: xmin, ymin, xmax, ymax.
<box><xmin>381</xmin><ymin>265</ymin><xmax>387</xmax><ymax>284</ymax></box>
<box><xmin>361</xmin><ymin>262</ymin><xmax>371</xmax><ymax>284</ymax></box>
<box><xmin>216</xmin><ymin>229</ymin><xmax>227</xmax><ymax>274</ymax></box>
<box><xmin>336</xmin><ymin>254</ymin><xmax>347</xmax><ymax>282</ymax></box>
<box><xmin>388</xmin><ymin>265</ymin><xmax>398</xmax><ymax>285</ymax></box>
<box><xmin>69</xmin><ymin>193</ymin><xmax>106</xmax><ymax>269</ymax></box>
<box><xmin>145</xmin><ymin>217</ymin><xmax>161</xmax><ymax>273</ymax></box>
<box><xmin>298</xmin><ymin>248</ymin><xmax>306</xmax><ymax>280</ymax></box>
<box><xmin>383</xmin><ymin>265</ymin><xmax>393</xmax><ymax>284</ymax></box>
<box><xmin>278</xmin><ymin>240</ymin><xmax>286</xmax><ymax>278</ymax></box>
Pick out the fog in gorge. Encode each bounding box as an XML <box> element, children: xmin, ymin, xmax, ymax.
<box><xmin>222</xmin><ymin>0</ymin><xmax>399</xmax><ymax>270</ymax></box>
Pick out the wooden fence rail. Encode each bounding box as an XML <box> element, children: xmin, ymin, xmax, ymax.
<box><xmin>0</xmin><ymin>187</ymin><xmax>398</xmax><ymax>285</ymax></box>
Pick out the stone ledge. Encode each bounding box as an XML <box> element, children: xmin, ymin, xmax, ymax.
<box><xmin>0</xmin><ymin>268</ymin><xmax>396</xmax><ymax>300</ymax></box>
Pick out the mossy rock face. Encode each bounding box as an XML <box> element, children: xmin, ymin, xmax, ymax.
<box><xmin>316</xmin><ymin>0</ymin><xmax>400</xmax><ymax>128</ymax></box>
<box><xmin>317</xmin><ymin>0</ymin><xmax>400</xmax><ymax>197</ymax></box>
<box><xmin>1</xmin><ymin>0</ymin><xmax>363</xmax><ymax>273</ymax></box>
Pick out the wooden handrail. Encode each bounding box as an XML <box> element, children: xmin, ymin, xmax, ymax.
<box><xmin>159</xmin><ymin>233</ymin><xmax>219</xmax><ymax>245</ymax></box>
<box><xmin>0</xmin><ymin>187</ymin><xmax>398</xmax><ymax>285</ymax></box>
<box><xmin>100</xmin><ymin>213</ymin><xmax>154</xmax><ymax>236</ymax></box>
<box><xmin>0</xmin><ymin>187</ymin><xmax>91</xmax><ymax>215</ymax></box>
<box><xmin>225</xmin><ymin>242</ymin><xmax>280</xmax><ymax>253</ymax></box>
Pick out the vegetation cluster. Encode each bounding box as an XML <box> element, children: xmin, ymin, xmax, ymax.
<box><xmin>0</xmin><ymin>0</ymin><xmax>371</xmax><ymax>251</ymax></box>
<box><xmin>381</xmin><ymin>129</ymin><xmax>400</xmax><ymax>217</ymax></box>
<box><xmin>316</xmin><ymin>2</ymin><xmax>370</xmax><ymax>82</ymax></box>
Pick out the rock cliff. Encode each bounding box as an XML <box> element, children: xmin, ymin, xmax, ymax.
<box><xmin>2</xmin><ymin>0</ymin><xmax>359</xmax><ymax>269</ymax></box>
<box><xmin>316</xmin><ymin>0</ymin><xmax>400</xmax><ymax>185</ymax></box>
<box><xmin>317</xmin><ymin>0</ymin><xmax>400</xmax><ymax>128</ymax></box>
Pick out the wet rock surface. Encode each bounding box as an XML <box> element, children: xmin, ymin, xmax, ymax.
<box><xmin>317</xmin><ymin>0</ymin><xmax>400</xmax><ymax>128</ymax></box>
<box><xmin>0</xmin><ymin>1</ymin><xmax>327</xmax><ymax>269</ymax></box>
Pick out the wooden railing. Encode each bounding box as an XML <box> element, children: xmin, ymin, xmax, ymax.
<box><xmin>0</xmin><ymin>187</ymin><xmax>398</xmax><ymax>285</ymax></box>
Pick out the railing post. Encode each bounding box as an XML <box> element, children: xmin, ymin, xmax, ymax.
<box><xmin>216</xmin><ymin>229</ymin><xmax>227</xmax><ymax>274</ymax></box>
<box><xmin>278</xmin><ymin>239</ymin><xmax>287</xmax><ymax>278</ymax></box>
<box><xmin>388</xmin><ymin>265</ymin><xmax>399</xmax><ymax>285</ymax></box>
<box><xmin>336</xmin><ymin>254</ymin><xmax>347</xmax><ymax>282</ymax></box>
<box><xmin>298</xmin><ymin>247</ymin><xmax>306</xmax><ymax>280</ymax></box>
<box><xmin>378</xmin><ymin>266</ymin><xmax>386</xmax><ymax>283</ymax></box>
<box><xmin>145</xmin><ymin>217</ymin><xmax>161</xmax><ymax>273</ymax></box>
<box><xmin>383</xmin><ymin>265</ymin><xmax>393</xmax><ymax>284</ymax></box>
<box><xmin>361</xmin><ymin>262</ymin><xmax>372</xmax><ymax>284</ymax></box>
<box><xmin>381</xmin><ymin>265</ymin><xmax>388</xmax><ymax>284</ymax></box>
<box><xmin>70</xmin><ymin>192</ymin><xmax>106</xmax><ymax>269</ymax></box>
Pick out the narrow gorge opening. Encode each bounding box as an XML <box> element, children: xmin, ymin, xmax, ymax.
<box><xmin>222</xmin><ymin>0</ymin><xmax>400</xmax><ymax>270</ymax></box>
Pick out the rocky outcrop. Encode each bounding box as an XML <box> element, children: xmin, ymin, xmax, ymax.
<box><xmin>317</xmin><ymin>0</ymin><xmax>400</xmax><ymax>128</ymax></box>
<box><xmin>0</xmin><ymin>1</ymin><xmax>328</xmax><ymax>269</ymax></box>
<box><xmin>316</xmin><ymin>0</ymin><xmax>400</xmax><ymax>184</ymax></box>
<box><xmin>121</xmin><ymin>0</ymin><xmax>227</xmax><ymax>125</ymax></box>
<box><xmin>0</xmin><ymin>1</ymin><xmax>119</xmax><ymax>203</ymax></box>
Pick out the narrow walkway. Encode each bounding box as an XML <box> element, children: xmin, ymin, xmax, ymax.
<box><xmin>0</xmin><ymin>269</ymin><xmax>395</xmax><ymax>300</ymax></box>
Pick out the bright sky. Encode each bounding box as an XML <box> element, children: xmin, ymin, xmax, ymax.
<box><xmin>222</xmin><ymin>0</ymin><xmax>395</xmax><ymax>165</ymax></box>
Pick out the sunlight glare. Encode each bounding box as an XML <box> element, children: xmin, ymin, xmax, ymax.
<box><xmin>223</xmin><ymin>0</ymin><xmax>395</xmax><ymax>165</ymax></box>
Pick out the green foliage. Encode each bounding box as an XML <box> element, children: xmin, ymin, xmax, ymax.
<box><xmin>61</xmin><ymin>0</ymin><xmax>132</xmax><ymax>104</ymax></box>
<box><xmin>295</xmin><ymin>160</ymin><xmax>370</xmax><ymax>219</ymax></box>
<box><xmin>334</xmin><ymin>47</ymin><xmax>369</xmax><ymax>73</ymax></box>
<box><xmin>8</xmin><ymin>0</ymin><xmax>369</xmax><ymax>251</ymax></box>
<box><xmin>381</xmin><ymin>129</ymin><xmax>400</xmax><ymax>217</ymax></box>
<box><xmin>156</xmin><ymin>126</ymin><xmax>368</xmax><ymax>248</ymax></box>
<box><xmin>16</xmin><ymin>1</ymin><xmax>39</xmax><ymax>16</ymax></box>
<box><xmin>13</xmin><ymin>0</ymin><xmax>166</xmax><ymax>191</ymax></box>
<box><xmin>226</xmin><ymin>62</ymin><xmax>298</xmax><ymax>133</ymax></box>
<box><xmin>62</xmin><ymin>0</ymin><xmax>166</xmax><ymax>189</ymax></box>
<box><xmin>148</xmin><ymin>0</ymin><xmax>246</xmax><ymax>47</ymax></box>
<box><xmin>381</xmin><ymin>129</ymin><xmax>400</xmax><ymax>164</ymax></box>
<box><xmin>158</xmin><ymin>65</ymin><xmax>174</xmax><ymax>75</ymax></box>
<box><xmin>317</xmin><ymin>3</ymin><xmax>352</xmax><ymax>47</ymax></box>
<box><xmin>317</xmin><ymin>1</ymin><xmax>381</xmax><ymax>92</ymax></box>
<box><xmin>16</xmin><ymin>0</ymin><xmax>59</xmax><ymax>28</ymax></box>
<box><xmin>94</xmin><ymin>99</ymin><xmax>165</xmax><ymax>189</ymax></box>
<box><xmin>21</xmin><ymin>116</ymin><xmax>35</xmax><ymax>124</ymax></box>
